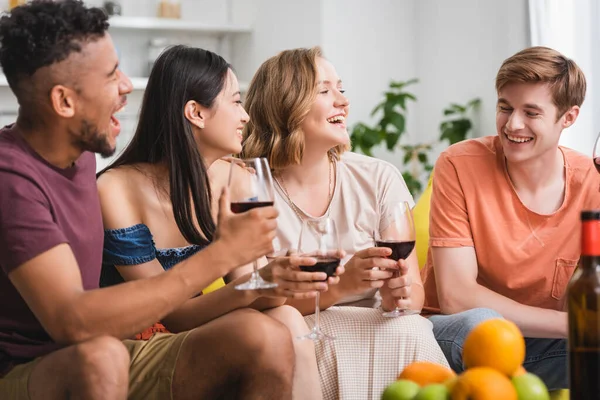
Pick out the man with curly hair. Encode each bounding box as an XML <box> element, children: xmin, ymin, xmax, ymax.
<box><xmin>0</xmin><ymin>1</ymin><xmax>294</xmax><ymax>399</ymax></box>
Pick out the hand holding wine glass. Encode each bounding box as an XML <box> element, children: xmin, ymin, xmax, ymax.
<box><xmin>374</xmin><ymin>201</ymin><xmax>419</xmax><ymax>317</ymax></box>
<box><xmin>254</xmin><ymin>254</ymin><xmax>344</xmax><ymax>300</ymax></box>
<box><xmin>214</xmin><ymin>187</ymin><xmax>278</xmax><ymax>270</ymax></box>
<box><xmin>228</xmin><ymin>157</ymin><xmax>279</xmax><ymax>290</ymax></box>
<box><xmin>335</xmin><ymin>247</ymin><xmax>397</xmax><ymax>296</ymax></box>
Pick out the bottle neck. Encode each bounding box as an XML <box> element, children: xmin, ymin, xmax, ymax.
<box><xmin>581</xmin><ymin>219</ymin><xmax>600</xmax><ymax>257</ymax></box>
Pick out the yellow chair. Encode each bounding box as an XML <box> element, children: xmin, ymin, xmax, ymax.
<box><xmin>412</xmin><ymin>174</ymin><xmax>568</xmax><ymax>399</ymax></box>
<box><xmin>414</xmin><ymin>174</ymin><xmax>434</xmax><ymax>270</ymax></box>
<box><xmin>202</xmin><ymin>277</ymin><xmax>226</xmax><ymax>294</ymax></box>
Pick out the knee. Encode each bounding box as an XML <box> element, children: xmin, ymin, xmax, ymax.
<box><xmin>235</xmin><ymin>310</ymin><xmax>294</xmax><ymax>362</ymax></box>
<box><xmin>434</xmin><ymin>308</ymin><xmax>503</xmax><ymax>347</ymax></box>
<box><xmin>458</xmin><ymin>308</ymin><xmax>503</xmax><ymax>331</ymax></box>
<box><xmin>74</xmin><ymin>336</ymin><xmax>130</xmax><ymax>378</ymax></box>
<box><xmin>266</xmin><ymin>305</ymin><xmax>308</xmax><ymax>335</ymax></box>
<box><xmin>242</xmin><ymin>310</ymin><xmax>293</xmax><ymax>350</ymax></box>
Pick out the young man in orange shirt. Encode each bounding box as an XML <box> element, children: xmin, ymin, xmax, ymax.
<box><xmin>421</xmin><ymin>46</ymin><xmax>600</xmax><ymax>390</ymax></box>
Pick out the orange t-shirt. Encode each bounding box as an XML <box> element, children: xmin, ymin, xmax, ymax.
<box><xmin>422</xmin><ymin>136</ymin><xmax>600</xmax><ymax>315</ymax></box>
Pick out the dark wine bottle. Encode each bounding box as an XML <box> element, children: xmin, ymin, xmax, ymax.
<box><xmin>567</xmin><ymin>211</ymin><xmax>600</xmax><ymax>399</ymax></box>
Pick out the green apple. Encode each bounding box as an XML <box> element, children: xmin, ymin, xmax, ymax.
<box><xmin>381</xmin><ymin>379</ymin><xmax>420</xmax><ymax>400</ymax></box>
<box><xmin>414</xmin><ymin>384</ymin><xmax>450</xmax><ymax>400</ymax></box>
<box><xmin>511</xmin><ymin>373</ymin><xmax>550</xmax><ymax>400</ymax></box>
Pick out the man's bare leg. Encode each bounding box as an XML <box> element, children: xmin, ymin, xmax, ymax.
<box><xmin>264</xmin><ymin>305</ymin><xmax>322</xmax><ymax>400</ymax></box>
<box><xmin>172</xmin><ymin>308</ymin><xmax>295</xmax><ymax>400</ymax></box>
<box><xmin>27</xmin><ymin>335</ymin><xmax>130</xmax><ymax>400</ymax></box>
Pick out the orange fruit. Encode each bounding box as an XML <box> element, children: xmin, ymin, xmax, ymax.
<box><xmin>452</xmin><ymin>367</ymin><xmax>518</xmax><ymax>400</ymax></box>
<box><xmin>512</xmin><ymin>365</ymin><xmax>527</xmax><ymax>377</ymax></box>
<box><xmin>463</xmin><ymin>318</ymin><xmax>525</xmax><ymax>376</ymax></box>
<box><xmin>397</xmin><ymin>361</ymin><xmax>456</xmax><ymax>386</ymax></box>
<box><xmin>444</xmin><ymin>376</ymin><xmax>458</xmax><ymax>392</ymax></box>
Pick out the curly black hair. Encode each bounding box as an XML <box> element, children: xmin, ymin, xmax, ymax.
<box><xmin>0</xmin><ymin>0</ymin><xmax>108</xmax><ymax>92</ymax></box>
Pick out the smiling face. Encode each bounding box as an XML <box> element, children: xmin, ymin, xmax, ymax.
<box><xmin>65</xmin><ymin>34</ymin><xmax>132</xmax><ymax>158</ymax></box>
<box><xmin>299</xmin><ymin>57</ymin><xmax>350</xmax><ymax>152</ymax></box>
<box><xmin>193</xmin><ymin>68</ymin><xmax>249</xmax><ymax>161</ymax></box>
<box><xmin>496</xmin><ymin>82</ymin><xmax>578</xmax><ymax>164</ymax></box>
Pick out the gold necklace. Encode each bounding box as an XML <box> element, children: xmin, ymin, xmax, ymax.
<box><xmin>274</xmin><ymin>156</ymin><xmax>335</xmax><ymax>222</ymax></box>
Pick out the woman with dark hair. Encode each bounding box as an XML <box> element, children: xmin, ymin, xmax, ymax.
<box><xmin>241</xmin><ymin>47</ymin><xmax>449</xmax><ymax>399</ymax></box>
<box><xmin>97</xmin><ymin>45</ymin><xmax>328</xmax><ymax>400</ymax></box>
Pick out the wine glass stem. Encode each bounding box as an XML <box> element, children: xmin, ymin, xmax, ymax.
<box><xmin>252</xmin><ymin>260</ymin><xmax>260</xmax><ymax>281</ymax></box>
<box><xmin>313</xmin><ymin>291</ymin><xmax>321</xmax><ymax>332</ymax></box>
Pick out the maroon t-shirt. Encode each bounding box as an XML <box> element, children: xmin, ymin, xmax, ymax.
<box><xmin>0</xmin><ymin>125</ymin><xmax>103</xmax><ymax>376</ymax></box>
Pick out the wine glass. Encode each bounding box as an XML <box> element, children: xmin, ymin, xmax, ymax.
<box><xmin>593</xmin><ymin>132</ymin><xmax>600</xmax><ymax>173</ymax></box>
<box><xmin>229</xmin><ymin>157</ymin><xmax>278</xmax><ymax>290</ymax></box>
<box><xmin>297</xmin><ymin>217</ymin><xmax>341</xmax><ymax>341</ymax></box>
<box><xmin>374</xmin><ymin>201</ymin><xmax>419</xmax><ymax>317</ymax></box>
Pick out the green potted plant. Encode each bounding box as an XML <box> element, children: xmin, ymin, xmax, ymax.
<box><xmin>350</xmin><ymin>79</ymin><xmax>480</xmax><ymax>196</ymax></box>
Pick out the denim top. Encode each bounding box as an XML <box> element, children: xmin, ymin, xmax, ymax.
<box><xmin>100</xmin><ymin>223</ymin><xmax>205</xmax><ymax>287</ymax></box>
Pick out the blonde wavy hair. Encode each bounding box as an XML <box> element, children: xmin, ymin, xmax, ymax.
<box><xmin>496</xmin><ymin>46</ymin><xmax>586</xmax><ymax>119</ymax></box>
<box><xmin>241</xmin><ymin>47</ymin><xmax>348</xmax><ymax>170</ymax></box>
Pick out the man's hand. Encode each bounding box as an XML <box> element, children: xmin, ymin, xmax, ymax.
<box><xmin>336</xmin><ymin>247</ymin><xmax>398</xmax><ymax>297</ymax></box>
<box><xmin>214</xmin><ymin>188</ymin><xmax>278</xmax><ymax>269</ymax></box>
<box><xmin>380</xmin><ymin>259</ymin><xmax>412</xmax><ymax>311</ymax></box>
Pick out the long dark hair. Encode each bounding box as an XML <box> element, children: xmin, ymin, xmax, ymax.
<box><xmin>98</xmin><ymin>45</ymin><xmax>230</xmax><ymax>246</ymax></box>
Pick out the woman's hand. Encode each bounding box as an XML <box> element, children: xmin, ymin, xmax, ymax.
<box><xmin>379</xmin><ymin>259</ymin><xmax>412</xmax><ymax>311</ymax></box>
<box><xmin>258</xmin><ymin>254</ymin><xmax>344</xmax><ymax>299</ymax></box>
<box><xmin>335</xmin><ymin>247</ymin><xmax>398</xmax><ymax>297</ymax></box>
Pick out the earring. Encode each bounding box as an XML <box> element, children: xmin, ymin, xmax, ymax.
<box><xmin>199</xmin><ymin>122</ymin><xmax>204</xmax><ymax>129</ymax></box>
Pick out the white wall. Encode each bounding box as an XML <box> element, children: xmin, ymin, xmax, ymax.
<box><xmin>231</xmin><ymin>0</ymin><xmax>322</xmax><ymax>86</ymax></box>
<box><xmin>320</xmin><ymin>0</ymin><xmax>418</xmax><ymax>165</ymax></box>
<box><xmin>414</xmin><ymin>0</ymin><xmax>529</xmax><ymax>144</ymax></box>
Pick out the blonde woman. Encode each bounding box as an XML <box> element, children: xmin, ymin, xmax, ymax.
<box><xmin>242</xmin><ymin>47</ymin><xmax>449</xmax><ymax>399</ymax></box>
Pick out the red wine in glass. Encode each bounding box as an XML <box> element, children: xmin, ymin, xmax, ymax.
<box><xmin>594</xmin><ymin>158</ymin><xmax>600</xmax><ymax>174</ymax></box>
<box><xmin>375</xmin><ymin>201</ymin><xmax>419</xmax><ymax>317</ymax></box>
<box><xmin>230</xmin><ymin>201</ymin><xmax>274</xmax><ymax>214</ymax></box>
<box><xmin>375</xmin><ymin>240</ymin><xmax>416</xmax><ymax>261</ymax></box>
<box><xmin>229</xmin><ymin>157</ymin><xmax>277</xmax><ymax>291</ymax></box>
<box><xmin>297</xmin><ymin>218</ymin><xmax>340</xmax><ymax>341</ymax></box>
<box><xmin>299</xmin><ymin>257</ymin><xmax>340</xmax><ymax>280</ymax></box>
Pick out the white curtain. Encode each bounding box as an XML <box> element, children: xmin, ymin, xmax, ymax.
<box><xmin>529</xmin><ymin>0</ymin><xmax>600</xmax><ymax>155</ymax></box>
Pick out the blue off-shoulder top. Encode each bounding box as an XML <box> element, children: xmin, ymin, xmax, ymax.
<box><xmin>100</xmin><ymin>224</ymin><xmax>205</xmax><ymax>287</ymax></box>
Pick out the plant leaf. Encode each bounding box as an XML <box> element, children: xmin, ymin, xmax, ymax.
<box><xmin>404</xmin><ymin>93</ymin><xmax>417</xmax><ymax>101</ymax></box>
<box><xmin>397</xmin><ymin>95</ymin><xmax>407</xmax><ymax>110</ymax></box>
<box><xmin>370</xmin><ymin>102</ymin><xmax>384</xmax><ymax>117</ymax></box>
<box><xmin>389</xmin><ymin>81</ymin><xmax>405</xmax><ymax>89</ymax></box>
<box><xmin>440</xmin><ymin>118</ymin><xmax>472</xmax><ymax>144</ymax></box>
<box><xmin>388</xmin><ymin>112</ymin><xmax>406</xmax><ymax>134</ymax></box>
<box><xmin>443</xmin><ymin>108</ymin><xmax>457</xmax><ymax>116</ymax></box>
<box><xmin>362</xmin><ymin>127</ymin><xmax>382</xmax><ymax>148</ymax></box>
<box><xmin>359</xmin><ymin>144</ymin><xmax>373</xmax><ymax>157</ymax></box>
<box><xmin>402</xmin><ymin>171</ymin><xmax>422</xmax><ymax>197</ymax></box>
<box><xmin>467</xmin><ymin>98</ymin><xmax>481</xmax><ymax>108</ymax></box>
<box><xmin>386</xmin><ymin>132</ymin><xmax>401</xmax><ymax>151</ymax></box>
<box><xmin>383</xmin><ymin>101</ymin><xmax>395</xmax><ymax>118</ymax></box>
<box><xmin>450</xmin><ymin>103</ymin><xmax>467</xmax><ymax>113</ymax></box>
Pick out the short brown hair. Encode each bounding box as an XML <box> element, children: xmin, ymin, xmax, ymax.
<box><xmin>241</xmin><ymin>47</ymin><xmax>348</xmax><ymax>170</ymax></box>
<box><xmin>495</xmin><ymin>46</ymin><xmax>586</xmax><ymax>117</ymax></box>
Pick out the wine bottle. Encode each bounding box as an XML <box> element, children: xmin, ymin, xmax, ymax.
<box><xmin>567</xmin><ymin>210</ymin><xmax>600</xmax><ymax>399</ymax></box>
